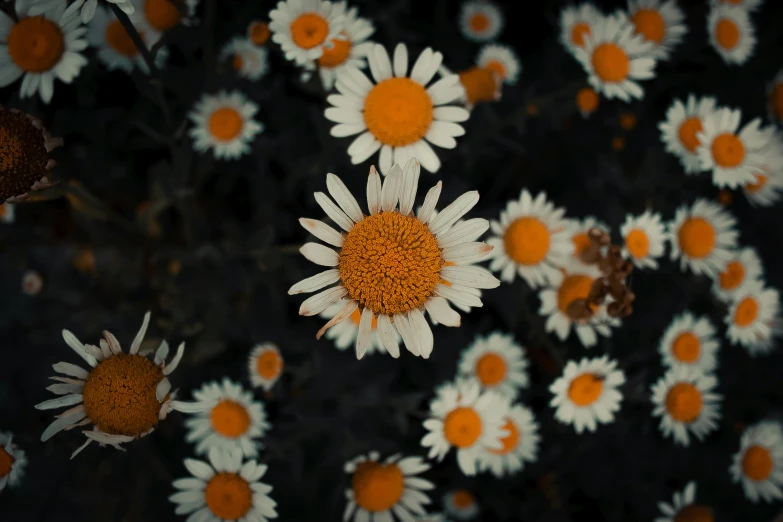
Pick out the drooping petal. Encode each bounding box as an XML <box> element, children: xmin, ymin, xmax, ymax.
<box><xmin>424</xmin><ymin>297</ymin><xmax>461</xmax><ymax>327</ymax></box>
<box><xmin>299</xmin><ymin>286</ymin><xmax>348</xmax><ymax>316</ymax></box>
<box><xmin>288</xmin><ymin>269</ymin><xmax>341</xmax><ymax>295</ymax></box>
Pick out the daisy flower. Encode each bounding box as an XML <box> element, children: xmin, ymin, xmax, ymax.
<box><xmin>707</xmin><ymin>4</ymin><xmax>756</xmax><ymax>65</ymax></box>
<box><xmin>620</xmin><ymin>210</ymin><xmax>666</xmax><ymax>269</ymax></box>
<box><xmin>476</xmin><ymin>43</ymin><xmax>520</xmax><ymax>85</ymax></box>
<box><xmin>654</xmin><ymin>482</ymin><xmax>713</xmax><ymax>522</ymax></box>
<box><xmin>170</xmin><ymin>447</ymin><xmax>278</xmax><ymax>522</ymax></box>
<box><xmin>711</xmin><ymin>247</ymin><xmax>763</xmax><ymax>302</ymax></box>
<box><xmin>477</xmin><ymin>404</ymin><xmax>540</xmax><ymax>477</ymax></box>
<box><xmin>667</xmin><ymin>199</ymin><xmax>739</xmax><ymax>276</ymax></box>
<box><xmin>559</xmin><ymin>3</ymin><xmax>602</xmax><ymax>56</ymax></box>
<box><xmin>343</xmin><ymin>451</ymin><xmax>434</xmax><ymax>522</ymax></box>
<box><xmin>459</xmin><ymin>1</ymin><xmax>503</xmax><ymax>42</ymax></box>
<box><xmin>248</xmin><ymin>20</ymin><xmax>270</xmax><ymax>46</ymax></box>
<box><xmin>69</xmin><ymin>0</ymin><xmax>135</xmax><ymax>24</ymax></box>
<box><xmin>188</xmin><ymin>90</ymin><xmax>264</xmax><ymax>160</ymax></box>
<box><xmin>21</xmin><ymin>269</ymin><xmax>43</xmax><ymax>295</ymax></box>
<box><xmin>0</xmin><ymin>431</ymin><xmax>26</xmax><ymax>492</ymax></box>
<box><xmin>458</xmin><ymin>332</ymin><xmax>529</xmax><ymax>400</ymax></box>
<box><xmin>289</xmin><ymin>161</ymin><xmax>499</xmax><ymax>359</ymax></box>
<box><xmin>769</xmin><ymin>70</ymin><xmax>783</xmax><ymax>123</ymax></box>
<box><xmin>320</xmin><ymin>299</ymin><xmax>400</xmax><ymax>356</ymax></box>
<box><xmin>575</xmin><ymin>12</ymin><xmax>657</xmax><ymax>101</ymax></box>
<box><xmin>421</xmin><ymin>379</ymin><xmax>509</xmax><ymax>476</ymax></box>
<box><xmin>658</xmin><ymin>95</ymin><xmax>718</xmax><ymax>174</ymax></box>
<box><xmin>730</xmin><ymin>420</ymin><xmax>783</xmax><ymax>503</ymax></box>
<box><xmin>87</xmin><ymin>5</ymin><xmax>166</xmax><ymax>74</ymax></box>
<box><xmin>550</xmin><ymin>356</ymin><xmax>625</xmax><ymax>433</ymax></box>
<box><xmin>269</xmin><ymin>0</ymin><xmax>346</xmax><ymax>70</ymax></box>
<box><xmin>247</xmin><ymin>343</ymin><xmax>283</xmax><ymax>391</ymax></box>
<box><xmin>627</xmin><ymin>0</ymin><xmax>687</xmax><ymax>60</ymax></box>
<box><xmin>711</xmin><ymin>0</ymin><xmax>762</xmax><ymax>11</ymax></box>
<box><xmin>315</xmin><ymin>2</ymin><xmax>374</xmax><ymax>91</ymax></box>
<box><xmin>456</xmin><ymin>66</ymin><xmax>501</xmax><ymax>108</ymax></box>
<box><xmin>725</xmin><ymin>280</ymin><xmax>780</xmax><ymax>355</ymax></box>
<box><xmin>486</xmin><ymin>190</ymin><xmax>573</xmax><ymax>288</ymax></box>
<box><xmin>220</xmin><ymin>36</ymin><xmax>268</xmax><ymax>80</ymax></box>
<box><xmin>744</xmin><ymin>169</ymin><xmax>783</xmax><ymax>207</ymax></box>
<box><xmin>576</xmin><ymin>86</ymin><xmax>600</xmax><ymax>117</ymax></box>
<box><xmin>650</xmin><ymin>366</ymin><xmax>722</xmax><ymax>446</ymax></box>
<box><xmin>34</xmin><ymin>311</ymin><xmax>187</xmax><ymax>458</ymax></box>
<box><xmin>0</xmin><ymin>0</ymin><xmax>88</xmax><ymax>103</ymax></box>
<box><xmin>138</xmin><ymin>0</ymin><xmax>199</xmax><ymax>33</ymax></box>
<box><xmin>568</xmin><ymin>216</ymin><xmax>609</xmax><ymax>263</ymax></box>
<box><xmin>176</xmin><ymin>378</ymin><xmax>270</xmax><ymax>458</ymax></box>
<box><xmin>324</xmin><ymin>44</ymin><xmax>468</xmax><ymax>174</ymax></box>
<box><xmin>658</xmin><ymin>312</ymin><xmax>720</xmax><ymax>373</ymax></box>
<box><xmin>443</xmin><ymin>490</ymin><xmax>479</xmax><ymax>520</ymax></box>
<box><xmin>0</xmin><ymin>202</ymin><xmax>15</xmax><ymax>223</ymax></box>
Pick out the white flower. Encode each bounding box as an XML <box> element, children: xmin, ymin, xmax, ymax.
<box><xmin>725</xmin><ymin>280</ymin><xmax>781</xmax><ymax>356</ymax></box>
<box><xmin>220</xmin><ymin>37</ymin><xmax>268</xmax><ymax>80</ymax></box>
<box><xmin>247</xmin><ymin>343</ymin><xmax>283</xmax><ymax>391</ymax></box>
<box><xmin>559</xmin><ymin>3</ymin><xmax>603</xmax><ymax>56</ymax></box>
<box><xmin>667</xmin><ymin>198</ymin><xmax>739</xmax><ymax>276</ymax></box>
<box><xmin>476</xmin><ymin>404</ymin><xmax>540</xmax><ymax>477</ymax></box>
<box><xmin>742</xmin><ymin>129</ymin><xmax>783</xmax><ymax>207</ymax></box>
<box><xmin>654</xmin><ymin>482</ymin><xmax>713</xmax><ymax>522</ymax></box>
<box><xmin>443</xmin><ymin>489</ymin><xmax>479</xmax><ymax>520</ymax></box>
<box><xmin>457</xmin><ymin>332</ymin><xmax>529</xmax><ymax>400</ymax></box>
<box><xmin>626</xmin><ymin>0</ymin><xmax>687</xmax><ymax>60</ymax></box>
<box><xmin>730</xmin><ymin>420</ymin><xmax>783</xmax><ymax>503</ymax></box>
<box><xmin>459</xmin><ymin>1</ymin><xmax>504</xmax><ymax>42</ymax></box>
<box><xmin>315</xmin><ymin>2</ymin><xmax>374</xmax><ymax>91</ymax></box>
<box><xmin>711</xmin><ymin>246</ymin><xmax>763</xmax><ymax>302</ymax></box>
<box><xmin>188</xmin><ymin>90</ymin><xmax>264</xmax><ymax>160</ymax></box>
<box><xmin>707</xmin><ymin>4</ymin><xmax>756</xmax><ymax>65</ymax></box>
<box><xmin>658</xmin><ymin>95</ymin><xmax>718</xmax><ymax>174</ymax></box>
<box><xmin>620</xmin><ymin>210</ymin><xmax>666</xmax><ymax>269</ymax></box>
<box><xmin>87</xmin><ymin>5</ymin><xmax>166</xmax><ymax>74</ymax></box>
<box><xmin>0</xmin><ymin>431</ymin><xmax>27</xmax><ymax>492</ymax></box>
<box><xmin>658</xmin><ymin>312</ymin><xmax>720</xmax><ymax>373</ymax></box>
<box><xmin>476</xmin><ymin>43</ymin><xmax>520</xmax><ymax>85</ymax></box>
<box><xmin>269</xmin><ymin>0</ymin><xmax>346</xmax><ymax>70</ymax></box>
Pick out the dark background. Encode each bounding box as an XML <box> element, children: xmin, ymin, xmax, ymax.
<box><xmin>2</xmin><ymin>0</ymin><xmax>783</xmax><ymax>520</ymax></box>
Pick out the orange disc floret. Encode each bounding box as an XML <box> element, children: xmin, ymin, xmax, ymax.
<box><xmin>8</xmin><ymin>16</ymin><xmax>64</xmax><ymax>73</ymax></box>
<box><xmin>469</xmin><ymin>13</ymin><xmax>490</xmax><ymax>33</ymax></box>
<box><xmin>718</xmin><ymin>260</ymin><xmax>745</xmax><ymax>290</ymax></box>
<box><xmin>144</xmin><ymin>0</ymin><xmax>184</xmax><ymax>32</ymax></box>
<box><xmin>576</xmin><ymin>87</ymin><xmax>599</xmax><ymax>114</ymax></box>
<box><xmin>632</xmin><ymin>9</ymin><xmax>666</xmax><ymax>43</ymax></box>
<box><xmin>715</xmin><ymin>18</ymin><xmax>740</xmax><ymax>50</ymax></box>
<box><xmin>318</xmin><ymin>34</ymin><xmax>352</xmax><ymax>67</ymax></box>
<box><xmin>290</xmin><ymin>13</ymin><xmax>329</xmax><ymax>49</ymax></box>
<box><xmin>210</xmin><ymin>399</ymin><xmax>251</xmax><ymax>438</ymax></box>
<box><xmin>256</xmin><ymin>350</ymin><xmax>283</xmax><ymax>380</ymax></box>
<box><xmin>352</xmin><ymin>461</ymin><xmax>405</xmax><ymax>512</ymax></box>
<box><xmin>678</xmin><ymin>218</ymin><xmax>715</xmax><ymax>258</ymax></box>
<box><xmin>205</xmin><ymin>472</ymin><xmax>253</xmax><ymax>520</ymax></box>
<box><xmin>734</xmin><ymin>297</ymin><xmax>758</xmax><ymax>327</ymax></box>
<box><xmin>0</xmin><ymin>107</ymin><xmax>52</xmax><ymax>202</ymax></box>
<box><xmin>504</xmin><ymin>217</ymin><xmax>551</xmax><ymax>265</ymax></box>
<box><xmin>665</xmin><ymin>382</ymin><xmax>703</xmax><ymax>423</ymax></box>
<box><xmin>0</xmin><ymin>446</ymin><xmax>14</xmax><ymax>478</ymax></box>
<box><xmin>443</xmin><ymin>407</ymin><xmax>483</xmax><ymax>448</ymax></box>
<box><xmin>591</xmin><ymin>43</ymin><xmax>630</xmax><ymax>83</ymax></box>
<box><xmin>557</xmin><ymin>275</ymin><xmax>594</xmax><ymax>316</ymax></box>
<box><xmin>742</xmin><ymin>445</ymin><xmax>774</xmax><ymax>481</ymax></box>
<box><xmin>711</xmin><ymin>133</ymin><xmax>745</xmax><ymax>168</ymax></box>
<box><xmin>678</xmin><ymin>117</ymin><xmax>703</xmax><ymax>153</ymax></box>
<box><xmin>248</xmin><ymin>21</ymin><xmax>270</xmax><ymax>46</ymax></box>
<box><xmin>567</xmin><ymin>373</ymin><xmax>603</xmax><ymax>406</ymax></box>
<box><xmin>82</xmin><ymin>353</ymin><xmax>164</xmax><ymax>436</ymax></box>
<box><xmin>339</xmin><ymin>212</ymin><xmax>443</xmax><ymax>316</ymax></box>
<box><xmin>475</xmin><ymin>353</ymin><xmax>507</xmax><ymax>386</ymax></box>
<box><xmin>674</xmin><ymin>504</ymin><xmax>715</xmax><ymax>522</ymax></box>
<box><xmin>208</xmin><ymin>108</ymin><xmax>244</xmax><ymax>142</ymax></box>
<box><xmin>364</xmin><ymin>78</ymin><xmax>434</xmax><ymax>147</ymax></box>
<box><xmin>672</xmin><ymin>332</ymin><xmax>701</xmax><ymax>363</ymax></box>
<box><xmin>625</xmin><ymin>229</ymin><xmax>650</xmax><ymax>259</ymax></box>
<box><xmin>489</xmin><ymin>418</ymin><xmax>520</xmax><ymax>455</ymax></box>
<box><xmin>105</xmin><ymin>20</ymin><xmax>139</xmax><ymax>57</ymax></box>
<box><xmin>458</xmin><ymin>67</ymin><xmax>500</xmax><ymax>106</ymax></box>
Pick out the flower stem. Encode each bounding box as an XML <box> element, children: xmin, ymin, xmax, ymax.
<box><xmin>108</xmin><ymin>3</ymin><xmax>158</xmax><ymax>77</ymax></box>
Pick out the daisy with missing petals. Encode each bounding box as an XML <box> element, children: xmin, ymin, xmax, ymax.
<box><xmin>343</xmin><ymin>451</ymin><xmax>434</xmax><ymax>522</ymax></box>
<box><xmin>176</xmin><ymin>378</ymin><xmax>270</xmax><ymax>457</ymax></box>
<box><xmin>550</xmin><ymin>356</ymin><xmax>625</xmax><ymax>433</ymax></box>
<box><xmin>170</xmin><ymin>447</ymin><xmax>278</xmax><ymax>522</ymax></box>
<box><xmin>725</xmin><ymin>280</ymin><xmax>780</xmax><ymax>355</ymax></box>
<box><xmin>320</xmin><ymin>299</ymin><xmax>401</xmax><ymax>356</ymax></box>
<box><xmin>247</xmin><ymin>343</ymin><xmax>283</xmax><ymax>391</ymax></box>
<box><xmin>559</xmin><ymin>3</ymin><xmax>602</xmax><ymax>56</ymax></box>
<box><xmin>667</xmin><ymin>199</ymin><xmax>738</xmax><ymax>276</ymax></box>
<box><xmin>188</xmin><ymin>90</ymin><xmax>264</xmax><ymax>160</ymax></box>
<box><xmin>620</xmin><ymin>211</ymin><xmax>666</xmax><ymax>269</ymax></box>
<box><xmin>457</xmin><ymin>332</ymin><xmax>529</xmax><ymax>400</ymax></box>
<box><xmin>658</xmin><ymin>95</ymin><xmax>717</xmax><ymax>174</ymax></box>
<box><xmin>769</xmin><ymin>70</ymin><xmax>783</xmax><ymax>123</ymax></box>
<box><xmin>220</xmin><ymin>37</ymin><xmax>268</xmax><ymax>80</ymax></box>
<box><xmin>476</xmin><ymin>44</ymin><xmax>520</xmax><ymax>85</ymax></box>
<box><xmin>443</xmin><ymin>490</ymin><xmax>479</xmax><ymax>520</ymax></box>
<box><xmin>707</xmin><ymin>4</ymin><xmax>756</xmax><ymax>66</ymax></box>
<box><xmin>659</xmin><ymin>312</ymin><xmax>720</xmax><ymax>373</ymax></box>
<box><xmin>315</xmin><ymin>3</ymin><xmax>374</xmax><ymax>91</ymax></box>
<box><xmin>0</xmin><ymin>431</ymin><xmax>26</xmax><ymax>492</ymax></box>
<box><xmin>421</xmin><ymin>379</ymin><xmax>509</xmax><ymax>476</ymax></box>
<box><xmin>655</xmin><ymin>482</ymin><xmax>714</xmax><ymax>522</ymax></box>
<box><xmin>289</xmin><ymin>161</ymin><xmax>499</xmax><ymax>360</ymax></box>
<box><xmin>0</xmin><ymin>0</ymin><xmax>88</xmax><ymax>103</ymax></box>
<box><xmin>0</xmin><ymin>203</ymin><xmax>15</xmax><ymax>224</ymax></box>
<box><xmin>88</xmin><ymin>6</ymin><xmax>166</xmax><ymax>74</ymax></box>
<box><xmin>650</xmin><ymin>366</ymin><xmax>722</xmax><ymax>446</ymax></box>
<box><xmin>711</xmin><ymin>247</ymin><xmax>763</xmax><ymax>302</ymax></box>
<box><xmin>325</xmin><ymin>43</ymin><xmax>468</xmax><ymax>174</ymax></box>
<box><xmin>627</xmin><ymin>0</ymin><xmax>687</xmax><ymax>60</ymax></box>
<box><xmin>730</xmin><ymin>420</ymin><xmax>783</xmax><ymax>503</ymax></box>
<box><xmin>35</xmin><ymin>311</ymin><xmax>186</xmax><ymax>458</ymax></box>
<box><xmin>477</xmin><ymin>404</ymin><xmax>540</xmax><ymax>477</ymax></box>
<box><xmin>269</xmin><ymin>0</ymin><xmax>346</xmax><ymax>70</ymax></box>
<box><xmin>459</xmin><ymin>1</ymin><xmax>503</xmax><ymax>42</ymax></box>
<box><xmin>486</xmin><ymin>190</ymin><xmax>573</xmax><ymax>287</ymax></box>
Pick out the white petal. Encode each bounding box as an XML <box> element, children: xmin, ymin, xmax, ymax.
<box><xmin>435</xmin><ymin>283</ymin><xmax>482</xmax><ymax>308</ymax></box>
<box><xmin>381</xmin><ymin>164</ymin><xmax>403</xmax><ymax>211</ymax></box>
<box><xmin>393</xmin><ymin>43</ymin><xmax>408</xmax><ymax>77</ymax></box>
<box><xmin>288</xmin><ymin>269</ymin><xmax>341</xmax><ymax>295</ymax></box>
<box><xmin>366</xmin><ymin>165</ymin><xmax>382</xmax><ymax>215</ymax></box>
<box><xmin>428</xmin><ymin>191</ymin><xmax>479</xmax><ymax>235</ymax></box>
<box><xmin>316</xmin><ymin>299</ymin><xmax>358</xmax><ymax>339</ymax></box>
<box><xmin>299</xmin><ymin>218</ymin><xmax>344</xmax><ymax>248</ymax></box>
<box><xmin>440</xmin><ymin>265</ymin><xmax>499</xmax><ymax>289</ymax></box>
<box><xmin>424</xmin><ymin>297</ymin><xmax>461</xmax><ymax>327</ymax></box>
<box><xmin>314</xmin><ymin>192</ymin><xmax>355</xmax><ymax>232</ymax></box>
<box><xmin>355</xmin><ymin>307</ymin><xmax>374</xmax><ymax>359</ymax></box>
<box><xmin>417</xmin><ymin>182</ymin><xmax>442</xmax><ymax>224</ymax></box>
<box><xmin>436</xmin><ymin>218</ymin><xmax>489</xmax><ymax>248</ymax></box>
<box><xmin>326</xmin><ymin>174</ymin><xmax>364</xmax><ymax>222</ymax></box>
<box><xmin>62</xmin><ymin>330</ymin><xmax>98</xmax><ymax>367</ymax></box>
<box><xmin>129</xmin><ymin>311</ymin><xmax>151</xmax><ymax>355</ymax></box>
<box><xmin>398</xmin><ymin>158</ymin><xmax>420</xmax><ymax>215</ymax></box>
<box><xmin>408</xmin><ymin>309</ymin><xmax>433</xmax><ymax>359</ymax></box>
<box><xmin>394</xmin><ymin>313</ymin><xmax>420</xmax><ymax>356</ymax></box>
<box><xmin>156</xmin><ymin>378</ymin><xmax>172</xmax><ymax>402</ymax></box>
<box><xmin>300</xmin><ymin>243</ymin><xmax>339</xmax><ymax>267</ymax></box>
<box><xmin>299</xmin><ymin>286</ymin><xmax>348</xmax><ymax>316</ymax></box>
<box><xmin>376</xmin><ymin>314</ymin><xmax>400</xmax><ymax>358</ymax></box>
<box><xmin>442</xmin><ymin>242</ymin><xmax>494</xmax><ymax>265</ymax></box>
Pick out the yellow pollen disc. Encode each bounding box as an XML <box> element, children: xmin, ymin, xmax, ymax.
<box><xmin>591</xmin><ymin>43</ymin><xmax>630</xmax><ymax>83</ymax></box>
<box><xmin>571</xmin><ymin>22</ymin><xmax>591</xmax><ymax>47</ymax></box>
<box><xmin>339</xmin><ymin>212</ymin><xmax>443</xmax><ymax>317</ymax></box>
<box><xmin>458</xmin><ymin>66</ymin><xmax>499</xmax><ymax>105</ymax></box>
<box><xmin>475</xmin><ymin>352</ymin><xmax>507</xmax><ymax>386</ymax></box>
<box><xmin>620</xmin><ymin>113</ymin><xmax>637</xmax><ymax>130</ymax></box>
<box><xmin>469</xmin><ymin>13</ymin><xmax>490</xmax><ymax>33</ymax></box>
<box><xmin>632</xmin><ymin>9</ymin><xmax>666</xmax><ymax>44</ymax></box>
<box><xmin>719</xmin><ymin>260</ymin><xmax>745</xmax><ymax>290</ymax></box>
<box><xmin>715</xmin><ymin>18</ymin><xmax>740</xmax><ymax>50</ymax></box>
<box><xmin>488</xmin><ymin>418</ymin><xmax>520</xmax><ymax>455</ymax></box>
<box><xmin>145</xmin><ymin>0</ymin><xmax>184</xmax><ymax>32</ymax></box>
<box><xmin>256</xmin><ymin>350</ymin><xmax>283</xmax><ymax>380</ymax></box>
<box><xmin>443</xmin><ymin>407</ymin><xmax>483</xmax><ymax>448</ymax></box>
<box><xmin>105</xmin><ymin>20</ymin><xmax>140</xmax><ymax>57</ymax></box>
<box><xmin>665</xmin><ymin>382</ymin><xmax>703</xmax><ymax>423</ymax></box>
<box><xmin>557</xmin><ymin>275</ymin><xmax>595</xmax><ymax>316</ymax></box>
<box><xmin>290</xmin><ymin>13</ymin><xmax>329</xmax><ymax>50</ymax></box>
<box><xmin>746</xmin><ymin>173</ymin><xmax>767</xmax><ymax>193</ymax></box>
<box><xmin>210</xmin><ymin>399</ymin><xmax>251</xmax><ymax>438</ymax></box>
<box><xmin>734</xmin><ymin>296</ymin><xmax>759</xmax><ymax>327</ymax></box>
<box><xmin>363</xmin><ymin>78</ymin><xmax>434</xmax><ymax>147</ymax></box>
<box><xmin>674</xmin><ymin>505</ymin><xmax>715</xmax><ymax>522</ymax></box>
<box><xmin>678</xmin><ymin>217</ymin><xmax>715</xmax><ymax>259</ymax></box>
<box><xmin>771</xmin><ymin>84</ymin><xmax>783</xmax><ymax>121</ymax></box>
<box><xmin>576</xmin><ymin>87</ymin><xmax>599</xmax><ymax>114</ymax></box>
<box><xmin>82</xmin><ymin>353</ymin><xmax>164</xmax><ymax>436</ymax></box>
<box><xmin>317</xmin><ymin>33</ymin><xmax>352</xmax><ymax>67</ymax></box>
<box><xmin>672</xmin><ymin>332</ymin><xmax>701</xmax><ymax>363</ymax></box>
<box><xmin>678</xmin><ymin>117</ymin><xmax>703</xmax><ymax>153</ymax></box>
<box><xmin>567</xmin><ymin>373</ymin><xmax>603</xmax><ymax>407</ymax></box>
<box><xmin>208</xmin><ymin>107</ymin><xmax>244</xmax><ymax>142</ymax></box>
<box><xmin>503</xmin><ymin>217</ymin><xmax>551</xmax><ymax>266</ymax></box>
<box><xmin>742</xmin><ymin>445</ymin><xmax>774</xmax><ymax>481</ymax></box>
<box><xmin>451</xmin><ymin>489</ymin><xmax>476</xmax><ymax>509</ymax></box>
<box><xmin>351</xmin><ymin>461</ymin><xmax>405</xmax><ymax>512</ymax></box>
<box><xmin>248</xmin><ymin>21</ymin><xmax>270</xmax><ymax>46</ymax></box>
<box><xmin>572</xmin><ymin>231</ymin><xmax>591</xmax><ymax>257</ymax></box>
<box><xmin>8</xmin><ymin>16</ymin><xmax>64</xmax><ymax>73</ymax></box>
<box><xmin>625</xmin><ymin>229</ymin><xmax>650</xmax><ymax>259</ymax></box>
<box><xmin>0</xmin><ymin>109</ymin><xmax>50</xmax><ymax>201</ymax></box>
<box><xmin>0</xmin><ymin>446</ymin><xmax>14</xmax><ymax>478</ymax></box>
<box><xmin>349</xmin><ymin>307</ymin><xmax>379</xmax><ymax>329</ymax></box>
<box><xmin>711</xmin><ymin>133</ymin><xmax>745</xmax><ymax>168</ymax></box>
<box><xmin>205</xmin><ymin>472</ymin><xmax>253</xmax><ymax>520</ymax></box>
<box><xmin>484</xmin><ymin>59</ymin><xmax>507</xmax><ymax>80</ymax></box>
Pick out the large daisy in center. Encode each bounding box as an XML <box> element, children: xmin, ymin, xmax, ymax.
<box><xmin>324</xmin><ymin>43</ymin><xmax>469</xmax><ymax>174</ymax></box>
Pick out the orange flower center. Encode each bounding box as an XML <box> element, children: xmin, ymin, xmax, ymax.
<box><xmin>665</xmin><ymin>382</ymin><xmax>703</xmax><ymax>423</ymax></box>
<box><xmin>232</xmin><ymin>54</ymin><xmax>244</xmax><ymax>71</ymax></box>
<box><xmin>711</xmin><ymin>133</ymin><xmax>745</xmax><ymax>168</ymax></box>
<box><xmin>8</xmin><ymin>16</ymin><xmax>65</xmax><ymax>73</ymax></box>
<box><xmin>557</xmin><ymin>275</ymin><xmax>595</xmax><ymax>316</ymax></box>
<box><xmin>0</xmin><ymin>446</ymin><xmax>14</xmax><ymax>478</ymax></box>
<box><xmin>82</xmin><ymin>353</ymin><xmax>164</xmax><ymax>436</ymax></box>
<box><xmin>451</xmin><ymin>489</ymin><xmax>476</xmax><ymax>508</ymax></box>
<box><xmin>674</xmin><ymin>504</ymin><xmax>714</xmax><ymax>522</ymax></box>
<box><xmin>632</xmin><ymin>9</ymin><xmax>666</xmax><ymax>43</ymax></box>
<box><xmin>458</xmin><ymin>66</ymin><xmax>499</xmax><ymax>105</ymax></box>
<box><xmin>205</xmin><ymin>472</ymin><xmax>253</xmax><ymax>520</ymax></box>
<box><xmin>0</xmin><ymin>108</ymin><xmax>50</xmax><ymax>202</ymax></box>
<box><xmin>625</xmin><ymin>229</ymin><xmax>650</xmax><ymax>259</ymax></box>
<box><xmin>718</xmin><ymin>260</ymin><xmax>745</xmax><ymax>290</ymax></box>
<box><xmin>484</xmin><ymin>59</ymin><xmax>507</xmax><ymax>80</ymax></box>
<box><xmin>210</xmin><ymin>399</ymin><xmax>251</xmax><ymax>438</ymax></box>
<box><xmin>318</xmin><ymin>33</ymin><xmax>352</xmax><ymax>68</ymax></box>
<box><xmin>489</xmin><ymin>418</ymin><xmax>520</xmax><ymax>455</ymax></box>
<box><xmin>256</xmin><ymin>350</ymin><xmax>283</xmax><ymax>380</ymax></box>
<box><xmin>363</xmin><ymin>78</ymin><xmax>434</xmax><ymax>147</ymax></box>
<box><xmin>715</xmin><ymin>18</ymin><xmax>740</xmax><ymax>50</ymax></box>
<box><xmin>571</xmin><ymin>22</ymin><xmax>591</xmax><ymax>47</ymax></box>
<box><xmin>469</xmin><ymin>13</ymin><xmax>490</xmax><ymax>32</ymax></box>
<box><xmin>144</xmin><ymin>0</ymin><xmax>184</xmax><ymax>32</ymax></box>
<box><xmin>290</xmin><ymin>13</ymin><xmax>329</xmax><ymax>49</ymax></box>
<box><xmin>351</xmin><ymin>461</ymin><xmax>405</xmax><ymax>512</ymax></box>
<box><xmin>591</xmin><ymin>43</ymin><xmax>629</xmax><ymax>83</ymax></box>
<box><xmin>572</xmin><ymin>231</ymin><xmax>591</xmax><ymax>257</ymax></box>
<box><xmin>208</xmin><ymin>108</ymin><xmax>244</xmax><ymax>142</ymax></box>
<box><xmin>339</xmin><ymin>212</ymin><xmax>443</xmax><ymax>317</ymax></box>
<box><xmin>443</xmin><ymin>407</ymin><xmax>483</xmax><ymax>448</ymax></box>
<box><xmin>105</xmin><ymin>20</ymin><xmax>141</xmax><ymax>57</ymax></box>
<box><xmin>742</xmin><ymin>445</ymin><xmax>774</xmax><ymax>481</ymax></box>
<box><xmin>576</xmin><ymin>87</ymin><xmax>599</xmax><ymax>114</ymax></box>
<box><xmin>567</xmin><ymin>373</ymin><xmax>604</xmax><ymax>406</ymax></box>
<box><xmin>678</xmin><ymin>117</ymin><xmax>703</xmax><ymax>153</ymax></box>
<box><xmin>734</xmin><ymin>296</ymin><xmax>759</xmax><ymax>327</ymax></box>
<box><xmin>248</xmin><ymin>21</ymin><xmax>270</xmax><ymax>46</ymax></box>
<box><xmin>503</xmin><ymin>217</ymin><xmax>551</xmax><ymax>265</ymax></box>
<box><xmin>672</xmin><ymin>332</ymin><xmax>701</xmax><ymax>363</ymax></box>
<box><xmin>475</xmin><ymin>352</ymin><xmax>507</xmax><ymax>386</ymax></box>
<box><xmin>745</xmin><ymin>173</ymin><xmax>768</xmax><ymax>193</ymax></box>
<box><xmin>677</xmin><ymin>217</ymin><xmax>715</xmax><ymax>258</ymax></box>
<box><xmin>771</xmin><ymin>84</ymin><xmax>783</xmax><ymax>121</ymax></box>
